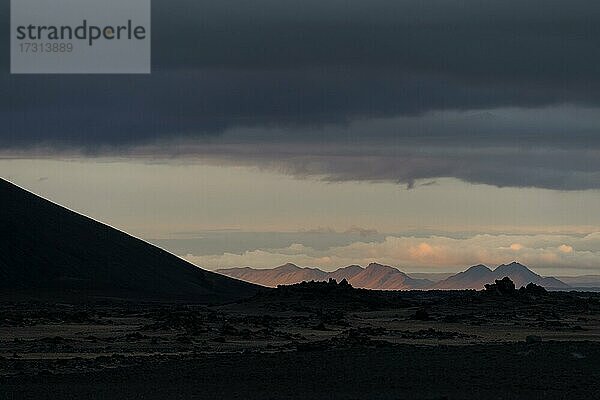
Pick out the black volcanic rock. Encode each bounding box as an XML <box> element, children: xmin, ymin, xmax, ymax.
<box><xmin>484</xmin><ymin>277</ymin><xmax>516</xmax><ymax>295</ymax></box>
<box><xmin>520</xmin><ymin>282</ymin><xmax>548</xmax><ymax>296</ymax></box>
<box><xmin>0</xmin><ymin>179</ymin><xmax>260</xmax><ymax>302</ymax></box>
<box><xmin>412</xmin><ymin>309</ymin><xmax>430</xmax><ymax>321</ymax></box>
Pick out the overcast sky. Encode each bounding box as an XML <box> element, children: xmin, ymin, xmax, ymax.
<box><xmin>2</xmin><ymin>0</ymin><xmax>600</xmax><ymax>274</ymax></box>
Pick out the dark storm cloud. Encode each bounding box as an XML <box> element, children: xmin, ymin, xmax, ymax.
<box><xmin>133</xmin><ymin>135</ymin><xmax>600</xmax><ymax>191</ymax></box>
<box><xmin>2</xmin><ymin>0</ymin><xmax>600</xmax><ymax>189</ymax></box>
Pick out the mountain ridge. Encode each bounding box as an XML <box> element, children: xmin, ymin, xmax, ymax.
<box><xmin>433</xmin><ymin>261</ymin><xmax>569</xmax><ymax>290</ymax></box>
<box><xmin>217</xmin><ymin>261</ymin><xmax>569</xmax><ymax>290</ymax></box>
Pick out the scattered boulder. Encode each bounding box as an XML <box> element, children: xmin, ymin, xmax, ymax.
<box><xmin>525</xmin><ymin>335</ymin><xmax>542</xmax><ymax>344</ymax></box>
<box><xmin>125</xmin><ymin>332</ymin><xmax>147</xmax><ymax>341</ymax></box>
<box><xmin>175</xmin><ymin>334</ymin><xmax>193</xmax><ymax>344</ymax></box>
<box><xmin>312</xmin><ymin>322</ymin><xmax>328</xmax><ymax>331</ymax></box>
<box><xmin>40</xmin><ymin>336</ymin><xmax>66</xmax><ymax>344</ymax></box>
<box><xmin>571</xmin><ymin>325</ymin><xmax>586</xmax><ymax>331</ymax></box>
<box><xmin>413</xmin><ymin>309</ymin><xmax>430</xmax><ymax>321</ymax></box>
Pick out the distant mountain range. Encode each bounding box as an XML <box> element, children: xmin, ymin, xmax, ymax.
<box><xmin>217</xmin><ymin>263</ymin><xmax>431</xmax><ymax>290</ymax></box>
<box><xmin>0</xmin><ymin>178</ymin><xmax>260</xmax><ymax>303</ymax></box>
<box><xmin>431</xmin><ymin>262</ymin><xmax>568</xmax><ymax>290</ymax></box>
<box><xmin>217</xmin><ymin>261</ymin><xmax>570</xmax><ymax>290</ymax></box>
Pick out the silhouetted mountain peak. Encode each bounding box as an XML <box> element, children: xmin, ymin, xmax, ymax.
<box><xmin>363</xmin><ymin>264</ymin><xmax>410</xmax><ymax>279</ymax></box>
<box><xmin>337</xmin><ymin>265</ymin><xmax>364</xmax><ymax>272</ymax></box>
<box><xmin>465</xmin><ymin>264</ymin><xmax>493</xmax><ymax>274</ymax></box>
<box><xmin>497</xmin><ymin>261</ymin><xmax>528</xmax><ymax>269</ymax></box>
<box><xmin>366</xmin><ymin>263</ymin><xmax>404</xmax><ymax>274</ymax></box>
<box><xmin>276</xmin><ymin>263</ymin><xmax>302</xmax><ymax>272</ymax></box>
<box><xmin>367</xmin><ymin>262</ymin><xmax>385</xmax><ymax>268</ymax></box>
<box><xmin>495</xmin><ymin>262</ymin><xmax>538</xmax><ymax>277</ymax></box>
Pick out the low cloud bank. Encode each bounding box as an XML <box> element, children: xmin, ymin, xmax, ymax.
<box><xmin>184</xmin><ymin>232</ymin><xmax>600</xmax><ymax>274</ymax></box>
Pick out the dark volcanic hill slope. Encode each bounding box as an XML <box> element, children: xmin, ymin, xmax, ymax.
<box><xmin>0</xmin><ymin>179</ymin><xmax>260</xmax><ymax>302</ymax></box>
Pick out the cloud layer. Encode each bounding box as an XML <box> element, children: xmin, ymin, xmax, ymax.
<box><xmin>3</xmin><ymin>0</ymin><xmax>600</xmax><ymax>190</ymax></box>
<box><xmin>183</xmin><ymin>232</ymin><xmax>600</xmax><ymax>274</ymax></box>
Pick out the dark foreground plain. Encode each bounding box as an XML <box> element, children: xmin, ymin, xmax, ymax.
<box><xmin>2</xmin><ymin>282</ymin><xmax>600</xmax><ymax>400</ymax></box>
<box><xmin>4</xmin><ymin>343</ymin><xmax>600</xmax><ymax>400</ymax></box>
